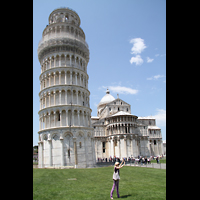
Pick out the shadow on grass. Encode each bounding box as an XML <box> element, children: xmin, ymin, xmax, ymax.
<box><xmin>120</xmin><ymin>194</ymin><xmax>132</xmax><ymax>198</ymax></box>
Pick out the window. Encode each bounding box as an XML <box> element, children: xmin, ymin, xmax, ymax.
<box><xmin>68</xmin><ymin>149</ymin><xmax>70</xmax><ymax>158</ymax></box>
<box><xmin>121</xmin><ymin>102</ymin><xmax>122</xmax><ymax>105</ymax></box>
<box><xmin>118</xmin><ymin>107</ymin><xmax>120</xmax><ymax>111</ymax></box>
<box><xmin>109</xmin><ymin>107</ymin><xmax>111</xmax><ymax>111</ymax></box>
<box><xmin>154</xmin><ymin>140</ymin><xmax>156</xmax><ymax>145</ymax></box>
<box><xmin>103</xmin><ymin>142</ymin><xmax>106</xmax><ymax>153</ymax></box>
<box><xmin>127</xmin><ymin>108</ymin><xmax>128</xmax><ymax>111</ymax></box>
<box><xmin>79</xmin><ymin>142</ymin><xmax>82</xmax><ymax>148</ymax></box>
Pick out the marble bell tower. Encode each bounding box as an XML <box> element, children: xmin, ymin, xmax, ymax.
<box><xmin>37</xmin><ymin>7</ymin><xmax>95</xmax><ymax>168</ymax></box>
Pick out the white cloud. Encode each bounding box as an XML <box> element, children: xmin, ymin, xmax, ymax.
<box><xmin>108</xmin><ymin>86</ymin><xmax>138</xmax><ymax>95</ymax></box>
<box><xmin>130</xmin><ymin>38</ymin><xmax>147</xmax><ymax>55</ymax></box>
<box><xmin>147</xmin><ymin>74</ymin><xmax>165</xmax><ymax>80</ymax></box>
<box><xmin>152</xmin><ymin>109</ymin><xmax>166</xmax><ymax>127</ymax></box>
<box><xmin>147</xmin><ymin>57</ymin><xmax>154</xmax><ymax>63</ymax></box>
<box><xmin>130</xmin><ymin>55</ymin><xmax>143</xmax><ymax>65</ymax></box>
<box><xmin>145</xmin><ymin>109</ymin><xmax>166</xmax><ymax>127</ymax></box>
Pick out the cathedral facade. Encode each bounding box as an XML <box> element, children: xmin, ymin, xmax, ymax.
<box><xmin>91</xmin><ymin>89</ymin><xmax>163</xmax><ymax>160</ymax></box>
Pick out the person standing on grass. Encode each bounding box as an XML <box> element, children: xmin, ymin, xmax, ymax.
<box><xmin>110</xmin><ymin>159</ymin><xmax>125</xmax><ymax>199</ymax></box>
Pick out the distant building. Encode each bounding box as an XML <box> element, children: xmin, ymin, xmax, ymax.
<box><xmin>91</xmin><ymin>89</ymin><xmax>163</xmax><ymax>160</ymax></box>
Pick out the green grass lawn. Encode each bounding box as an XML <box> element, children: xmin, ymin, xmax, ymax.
<box><xmin>33</xmin><ymin>166</ymin><xmax>166</xmax><ymax>200</ymax></box>
<box><xmin>150</xmin><ymin>158</ymin><xmax>166</xmax><ymax>164</ymax></box>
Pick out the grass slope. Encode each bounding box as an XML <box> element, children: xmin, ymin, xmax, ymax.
<box><xmin>33</xmin><ymin>166</ymin><xmax>166</xmax><ymax>200</ymax></box>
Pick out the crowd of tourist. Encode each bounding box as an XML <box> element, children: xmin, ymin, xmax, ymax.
<box><xmin>97</xmin><ymin>155</ymin><xmax>165</xmax><ymax>164</ymax></box>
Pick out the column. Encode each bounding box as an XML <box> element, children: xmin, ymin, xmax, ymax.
<box><xmin>65</xmin><ymin>71</ymin><xmax>67</xmax><ymax>84</ymax></box>
<box><xmin>124</xmin><ymin>135</ymin><xmax>127</xmax><ymax>159</ymax></box>
<box><xmin>71</xmin><ymin>110</ymin><xmax>74</xmax><ymax>126</ymax></box>
<box><xmin>83</xmin><ymin>112</ymin><xmax>85</xmax><ymax>126</ymax></box>
<box><xmin>59</xmin><ymin>90</ymin><xmax>61</xmax><ymax>105</ymax></box>
<box><xmin>71</xmin><ymin>90</ymin><xmax>73</xmax><ymax>103</ymax></box>
<box><xmin>117</xmin><ymin>136</ymin><xmax>121</xmax><ymax>159</ymax></box>
<box><xmin>64</xmin><ymin>55</ymin><xmax>67</xmax><ymax>67</ymax></box>
<box><xmin>130</xmin><ymin>135</ymin><xmax>133</xmax><ymax>157</ymax></box>
<box><xmin>38</xmin><ymin>141</ymin><xmax>43</xmax><ymax>168</ymax></box>
<box><xmin>60</xmin><ymin>138</ymin><xmax>64</xmax><ymax>166</ymax></box>
<box><xmin>65</xmin><ymin>90</ymin><xmax>67</xmax><ymax>105</ymax></box>
<box><xmin>44</xmin><ymin>114</ymin><xmax>46</xmax><ymax>128</ymax></box>
<box><xmin>48</xmin><ymin>113</ymin><xmax>51</xmax><ymax>128</ymax></box>
<box><xmin>73</xmin><ymin>137</ymin><xmax>78</xmax><ymax>168</ymax></box>
<box><xmin>77</xmin><ymin>110</ymin><xmax>80</xmax><ymax>126</ymax></box>
<box><xmin>48</xmin><ymin>92</ymin><xmax>51</xmax><ymax>107</ymax></box>
<box><xmin>48</xmin><ymin>139</ymin><xmax>52</xmax><ymax>166</ymax></box>
<box><xmin>49</xmin><ymin>57</ymin><xmax>51</xmax><ymax>68</ymax></box>
<box><xmin>60</xmin><ymin>111</ymin><xmax>62</xmax><ymax>126</ymax></box>
<box><xmin>84</xmin><ymin>137</ymin><xmax>88</xmax><ymax>167</ymax></box>
<box><xmin>49</xmin><ymin>73</ymin><xmax>51</xmax><ymax>86</ymax></box>
<box><xmin>70</xmin><ymin>55</ymin><xmax>72</xmax><ymax>66</ymax></box>
<box><xmin>75</xmin><ymin>72</ymin><xmax>77</xmax><ymax>85</ymax></box>
<box><xmin>70</xmin><ymin>71</ymin><xmax>72</xmax><ymax>84</ymax></box>
<box><xmin>59</xmin><ymin>71</ymin><xmax>61</xmax><ymax>84</ymax></box>
<box><xmin>110</xmin><ymin>137</ymin><xmax>113</xmax><ymax>157</ymax></box>
<box><xmin>66</xmin><ymin>109</ymin><xmax>68</xmax><ymax>126</ymax></box>
<box><xmin>76</xmin><ymin>91</ymin><xmax>78</xmax><ymax>104</ymax></box>
<box><xmin>59</xmin><ymin>55</ymin><xmax>61</xmax><ymax>66</ymax></box>
<box><xmin>74</xmin><ymin>56</ymin><xmax>76</xmax><ymax>67</ymax></box>
<box><xmin>44</xmin><ymin>93</ymin><xmax>46</xmax><ymax>108</ymax></box>
<box><xmin>157</xmin><ymin>139</ymin><xmax>159</xmax><ymax>156</ymax></box>
<box><xmin>39</xmin><ymin>116</ymin><xmax>42</xmax><ymax>130</ymax></box>
<box><xmin>132</xmin><ymin>136</ymin><xmax>136</xmax><ymax>157</ymax></box>
<box><xmin>53</xmin><ymin>90</ymin><xmax>56</xmax><ymax>105</ymax></box>
<box><xmin>54</xmin><ymin>56</ymin><xmax>56</xmax><ymax>67</ymax></box>
<box><xmin>54</xmin><ymin>111</ymin><xmax>56</xmax><ymax>127</ymax></box>
<box><xmin>113</xmin><ymin>137</ymin><xmax>115</xmax><ymax>157</ymax></box>
<box><xmin>53</xmin><ymin>72</ymin><xmax>56</xmax><ymax>85</ymax></box>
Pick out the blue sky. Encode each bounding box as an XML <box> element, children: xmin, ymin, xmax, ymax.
<box><xmin>33</xmin><ymin>0</ymin><xmax>166</xmax><ymax>146</ymax></box>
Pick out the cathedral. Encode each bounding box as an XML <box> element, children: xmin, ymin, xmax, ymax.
<box><xmin>37</xmin><ymin>7</ymin><xmax>163</xmax><ymax>168</ymax></box>
<box><xmin>92</xmin><ymin>89</ymin><xmax>163</xmax><ymax>160</ymax></box>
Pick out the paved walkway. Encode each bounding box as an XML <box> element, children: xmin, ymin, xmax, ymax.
<box><xmin>129</xmin><ymin>163</ymin><xmax>166</xmax><ymax>169</ymax></box>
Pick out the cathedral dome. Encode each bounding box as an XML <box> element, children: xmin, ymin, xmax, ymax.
<box><xmin>98</xmin><ymin>89</ymin><xmax>115</xmax><ymax>106</ymax></box>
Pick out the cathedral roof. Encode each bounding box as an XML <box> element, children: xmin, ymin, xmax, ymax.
<box><xmin>148</xmin><ymin>126</ymin><xmax>161</xmax><ymax>130</ymax></box>
<box><xmin>98</xmin><ymin>89</ymin><xmax>115</xmax><ymax>106</ymax></box>
<box><xmin>111</xmin><ymin>111</ymin><xmax>137</xmax><ymax>117</ymax></box>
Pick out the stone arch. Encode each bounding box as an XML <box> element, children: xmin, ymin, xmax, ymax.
<box><xmin>43</xmin><ymin>134</ymin><xmax>47</xmax><ymax>140</ymax></box>
<box><xmin>61</xmin><ymin>54</ymin><xmax>65</xmax><ymax>66</ymax></box>
<box><xmin>55</xmin><ymin>55</ymin><xmax>59</xmax><ymax>67</ymax></box>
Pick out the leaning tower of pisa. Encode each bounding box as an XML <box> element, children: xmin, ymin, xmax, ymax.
<box><xmin>37</xmin><ymin>7</ymin><xmax>95</xmax><ymax>168</ymax></box>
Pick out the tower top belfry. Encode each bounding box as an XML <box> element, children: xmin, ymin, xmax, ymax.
<box><xmin>37</xmin><ymin>7</ymin><xmax>89</xmax><ymax>64</ymax></box>
<box><xmin>48</xmin><ymin>7</ymin><xmax>81</xmax><ymax>26</ymax></box>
